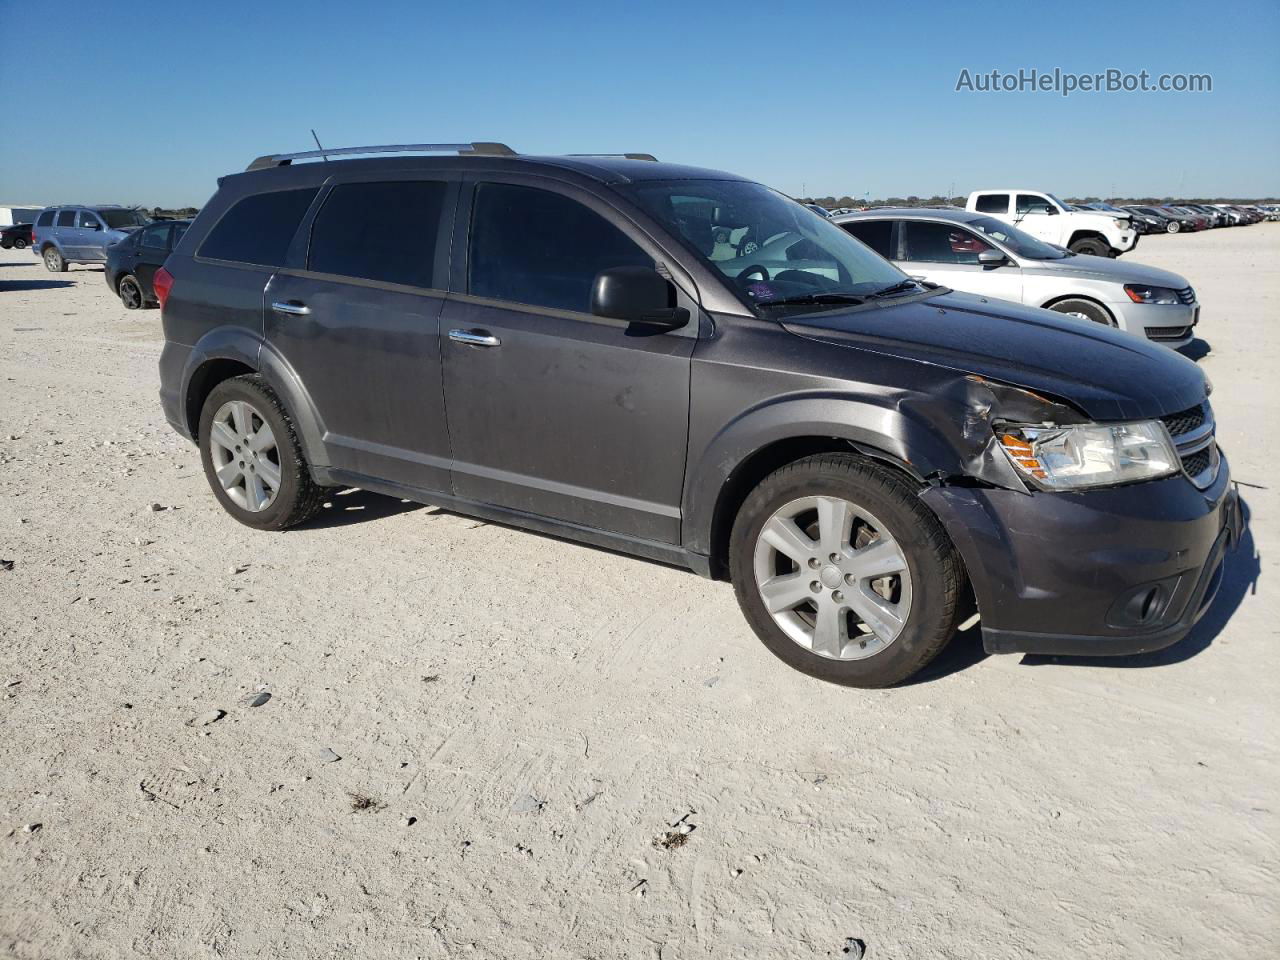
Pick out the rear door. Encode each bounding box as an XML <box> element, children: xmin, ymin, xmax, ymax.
<box><xmin>439</xmin><ymin>176</ymin><xmax>696</xmax><ymax>544</ymax></box>
<box><xmin>134</xmin><ymin>222</ymin><xmax>173</xmax><ymax>293</ymax></box>
<box><xmin>898</xmin><ymin>220</ymin><xmax>1023</xmax><ymax>304</ymax></box>
<box><xmin>265</xmin><ymin>174</ymin><xmax>458</xmax><ymax>493</ymax></box>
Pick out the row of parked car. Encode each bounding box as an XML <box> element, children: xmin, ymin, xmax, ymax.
<box><xmin>1077</xmin><ymin>202</ymin><xmax>1276</xmax><ymax>234</ymax></box>
<box><xmin>9</xmin><ymin>145</ymin><xmax>1247</xmax><ymax>686</ymax></box>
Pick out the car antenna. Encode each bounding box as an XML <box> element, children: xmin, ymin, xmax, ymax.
<box><xmin>311</xmin><ymin>129</ymin><xmax>329</xmax><ymax>162</ymax></box>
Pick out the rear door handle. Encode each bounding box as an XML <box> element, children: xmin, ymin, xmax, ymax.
<box><xmin>271</xmin><ymin>300</ymin><xmax>311</xmax><ymax>316</ymax></box>
<box><xmin>448</xmin><ymin>329</ymin><xmax>501</xmax><ymax>347</ymax></box>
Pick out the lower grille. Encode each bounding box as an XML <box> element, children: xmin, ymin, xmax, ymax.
<box><xmin>1147</xmin><ymin>325</ymin><xmax>1192</xmax><ymax>341</ymax></box>
<box><xmin>1181</xmin><ymin>447</ymin><xmax>1212</xmax><ymax>478</ymax></box>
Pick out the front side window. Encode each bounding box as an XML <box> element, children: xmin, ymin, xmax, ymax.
<box><xmin>1016</xmin><ymin>194</ymin><xmax>1056</xmax><ymax>215</ymax></box>
<box><xmin>623</xmin><ymin>179</ymin><xmax>906</xmax><ymax>312</ymax></box>
<box><xmin>56</xmin><ymin>210</ymin><xmax>76</xmax><ymax>227</ymax></box>
<box><xmin>37</xmin><ymin>211</ymin><xmax>54</xmax><ymax>227</ymax></box>
<box><xmin>965</xmin><ymin>215</ymin><xmax>1068</xmax><ymax>260</ymax></box>
<box><xmin>308</xmin><ymin>180</ymin><xmax>446</xmax><ymax>288</ymax></box>
<box><xmin>469</xmin><ymin>183</ymin><xmax>651</xmax><ymax>313</ymax></box>
<box><xmin>841</xmin><ymin>220</ymin><xmax>896</xmax><ymax>258</ymax></box>
<box><xmin>974</xmin><ymin>193</ymin><xmax>1009</xmax><ymax>214</ymax></box>
<box><xmin>78</xmin><ymin>210</ymin><xmax>102</xmax><ymax>229</ymax></box>
<box><xmin>138</xmin><ymin>223</ymin><xmax>171</xmax><ymax>250</ymax></box>
<box><xmin>903</xmin><ymin>221</ymin><xmax>994</xmax><ymax>264</ymax></box>
<box><xmin>99</xmin><ymin>209</ymin><xmax>149</xmax><ymax>229</ymax></box>
<box><xmin>199</xmin><ymin>188</ymin><xmax>318</xmax><ymax>267</ymax></box>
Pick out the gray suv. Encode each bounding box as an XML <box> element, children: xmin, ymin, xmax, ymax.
<box><xmin>32</xmin><ymin>204</ymin><xmax>150</xmax><ymax>271</ymax></box>
<box><xmin>156</xmin><ymin>143</ymin><xmax>1240</xmax><ymax>687</ymax></box>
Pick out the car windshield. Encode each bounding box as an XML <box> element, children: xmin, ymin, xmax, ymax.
<box><xmin>965</xmin><ymin>215</ymin><xmax>1069</xmax><ymax>260</ymax></box>
<box><xmin>98</xmin><ymin>209</ymin><xmax>149</xmax><ymax>229</ymax></box>
<box><xmin>621</xmin><ymin>179</ymin><xmax>908</xmax><ymax>311</ymax></box>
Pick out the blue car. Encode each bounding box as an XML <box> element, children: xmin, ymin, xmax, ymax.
<box><xmin>31</xmin><ymin>204</ymin><xmax>150</xmax><ymax>271</ymax></box>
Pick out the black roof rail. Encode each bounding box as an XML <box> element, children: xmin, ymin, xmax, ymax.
<box><xmin>245</xmin><ymin>141</ymin><xmax>518</xmax><ymax>172</ymax></box>
<box><xmin>565</xmin><ymin>153</ymin><xmax>658</xmax><ymax>162</ymax></box>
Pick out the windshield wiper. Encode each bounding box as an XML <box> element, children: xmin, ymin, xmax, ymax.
<box><xmin>757</xmin><ymin>292</ymin><xmax>866</xmax><ymax>308</ymax></box>
<box><xmin>865</xmin><ymin>278</ymin><xmax>923</xmax><ymax>299</ymax></box>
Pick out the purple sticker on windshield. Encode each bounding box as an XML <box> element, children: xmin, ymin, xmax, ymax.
<box><xmin>748</xmin><ymin>282</ymin><xmax>775</xmax><ymax>299</ymax></box>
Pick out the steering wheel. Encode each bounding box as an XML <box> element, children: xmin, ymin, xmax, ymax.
<box><xmin>737</xmin><ymin>264</ymin><xmax>770</xmax><ymax>283</ymax></box>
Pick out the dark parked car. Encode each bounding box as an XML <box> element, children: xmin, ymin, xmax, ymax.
<box><xmin>0</xmin><ymin>222</ymin><xmax>33</xmax><ymax>249</ymax></box>
<box><xmin>156</xmin><ymin>143</ymin><xmax>1239</xmax><ymax>687</ymax></box>
<box><xmin>105</xmin><ymin>219</ymin><xmax>191</xmax><ymax>308</ymax></box>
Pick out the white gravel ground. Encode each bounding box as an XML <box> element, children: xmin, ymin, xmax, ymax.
<box><xmin>1</xmin><ymin>228</ymin><xmax>1277</xmax><ymax>959</ymax></box>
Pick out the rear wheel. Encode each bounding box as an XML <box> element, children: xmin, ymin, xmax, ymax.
<box><xmin>1067</xmin><ymin>237</ymin><xmax>1109</xmax><ymax>256</ymax></box>
<box><xmin>43</xmin><ymin>246</ymin><xmax>66</xmax><ymax>272</ymax></box>
<box><xmin>198</xmin><ymin>375</ymin><xmax>326</xmax><ymax>531</ymax></box>
<box><xmin>13</xmin><ymin>238</ymin><xmax>27</xmax><ymax>250</ymax></box>
<box><xmin>729</xmin><ymin>454</ymin><xmax>964</xmax><ymax>688</ymax></box>
<box><xmin>118</xmin><ymin>275</ymin><xmax>144</xmax><ymax>310</ymax></box>
<box><xmin>1048</xmin><ymin>298</ymin><xmax>1115</xmax><ymax>327</ymax></box>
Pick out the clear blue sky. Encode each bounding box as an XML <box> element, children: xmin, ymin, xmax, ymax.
<box><xmin>2</xmin><ymin>0</ymin><xmax>1277</xmax><ymax>207</ymax></box>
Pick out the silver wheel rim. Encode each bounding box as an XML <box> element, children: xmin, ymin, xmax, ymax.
<box><xmin>208</xmin><ymin>400</ymin><xmax>282</xmax><ymax>512</ymax></box>
<box><xmin>44</xmin><ymin>249</ymin><xmax>58</xmax><ymax>269</ymax></box>
<box><xmin>753</xmin><ymin>495</ymin><xmax>913</xmax><ymax>661</ymax></box>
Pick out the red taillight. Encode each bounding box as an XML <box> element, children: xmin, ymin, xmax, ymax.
<box><xmin>153</xmin><ymin>266</ymin><xmax>174</xmax><ymax>310</ymax></box>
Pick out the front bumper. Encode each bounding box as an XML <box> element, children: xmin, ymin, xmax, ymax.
<box><xmin>1111</xmin><ymin>299</ymin><xmax>1199</xmax><ymax>346</ymax></box>
<box><xmin>922</xmin><ymin>454</ymin><xmax>1239</xmax><ymax>656</ymax></box>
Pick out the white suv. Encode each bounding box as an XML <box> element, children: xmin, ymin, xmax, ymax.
<box><xmin>966</xmin><ymin>190</ymin><xmax>1138</xmax><ymax>257</ymax></box>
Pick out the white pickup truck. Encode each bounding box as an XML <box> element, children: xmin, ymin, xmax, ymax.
<box><xmin>965</xmin><ymin>189</ymin><xmax>1138</xmax><ymax>257</ymax></box>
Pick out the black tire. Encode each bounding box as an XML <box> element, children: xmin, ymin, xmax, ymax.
<box><xmin>729</xmin><ymin>454</ymin><xmax>965</xmax><ymax>688</ymax></box>
<box><xmin>1166</xmin><ymin>221</ymin><xmax>1181</xmax><ymax>234</ymax></box>
<box><xmin>118</xmin><ymin>275</ymin><xmax>145</xmax><ymax>310</ymax></box>
<box><xmin>1067</xmin><ymin>237</ymin><xmax>1109</xmax><ymax>256</ymax></box>
<box><xmin>1047</xmin><ymin>297</ymin><xmax>1115</xmax><ymax>327</ymax></box>
<box><xmin>13</xmin><ymin>238</ymin><xmax>27</xmax><ymax>250</ymax></box>
<box><xmin>198</xmin><ymin>374</ymin><xmax>326</xmax><ymax>531</ymax></box>
<box><xmin>42</xmin><ymin>246</ymin><xmax>66</xmax><ymax>272</ymax></box>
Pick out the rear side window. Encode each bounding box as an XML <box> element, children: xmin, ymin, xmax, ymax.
<box><xmin>37</xmin><ymin>211</ymin><xmax>54</xmax><ymax>227</ymax></box>
<box><xmin>842</xmin><ymin>220</ymin><xmax>896</xmax><ymax>258</ymax></box>
<box><xmin>56</xmin><ymin>210</ymin><xmax>76</xmax><ymax>227</ymax></box>
<box><xmin>974</xmin><ymin>194</ymin><xmax>1008</xmax><ymax>214</ymax></box>
<box><xmin>199</xmin><ymin>188</ymin><xmax>318</xmax><ymax>266</ymax></box>
<box><xmin>469</xmin><ymin>183</ymin><xmax>650</xmax><ymax>313</ymax></box>
<box><xmin>172</xmin><ymin>222</ymin><xmax>189</xmax><ymax>246</ymax></box>
<box><xmin>308</xmin><ymin>180</ymin><xmax>447</xmax><ymax>288</ymax></box>
<box><xmin>138</xmin><ymin>223</ymin><xmax>172</xmax><ymax>250</ymax></box>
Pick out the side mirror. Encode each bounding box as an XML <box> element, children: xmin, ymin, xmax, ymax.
<box><xmin>1044</xmin><ymin>206</ymin><xmax>1058</xmax><ymax>216</ymax></box>
<box><xmin>977</xmin><ymin>249</ymin><xmax>1008</xmax><ymax>268</ymax></box>
<box><xmin>84</xmin><ymin>221</ymin><xmax>102</xmax><ymax>231</ymax></box>
<box><xmin>591</xmin><ymin>266</ymin><xmax>689</xmax><ymax>331</ymax></box>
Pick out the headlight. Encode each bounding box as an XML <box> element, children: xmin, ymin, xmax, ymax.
<box><xmin>997</xmin><ymin>421</ymin><xmax>1179</xmax><ymax>490</ymax></box>
<box><xmin>1124</xmin><ymin>283</ymin><xmax>1181</xmax><ymax>304</ymax></box>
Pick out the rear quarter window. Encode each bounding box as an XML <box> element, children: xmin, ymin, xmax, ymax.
<box><xmin>198</xmin><ymin>188</ymin><xmax>319</xmax><ymax>266</ymax></box>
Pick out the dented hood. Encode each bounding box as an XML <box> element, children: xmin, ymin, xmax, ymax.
<box><xmin>781</xmin><ymin>290</ymin><xmax>1207</xmax><ymax>421</ymax></box>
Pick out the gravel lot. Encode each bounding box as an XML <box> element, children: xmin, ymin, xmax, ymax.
<box><xmin>1</xmin><ymin>228</ymin><xmax>1276</xmax><ymax>959</ymax></box>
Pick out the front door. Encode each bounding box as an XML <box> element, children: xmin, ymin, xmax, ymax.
<box><xmin>1012</xmin><ymin>193</ymin><xmax>1059</xmax><ymax>244</ymax></box>
<box><xmin>440</xmin><ymin>178</ymin><xmax>696</xmax><ymax>545</ymax></box>
<box><xmin>897</xmin><ymin>220</ymin><xmax>1023</xmax><ymax>304</ymax></box>
<box><xmin>76</xmin><ymin>210</ymin><xmax>107</xmax><ymax>260</ymax></box>
<box><xmin>265</xmin><ymin>176</ymin><xmax>458</xmax><ymax>493</ymax></box>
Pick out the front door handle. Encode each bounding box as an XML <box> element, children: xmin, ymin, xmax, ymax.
<box><xmin>448</xmin><ymin>329</ymin><xmax>501</xmax><ymax>347</ymax></box>
<box><xmin>272</xmin><ymin>300</ymin><xmax>311</xmax><ymax>316</ymax></box>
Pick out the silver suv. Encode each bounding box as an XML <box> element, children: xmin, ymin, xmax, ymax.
<box><xmin>31</xmin><ymin>204</ymin><xmax>150</xmax><ymax>272</ymax></box>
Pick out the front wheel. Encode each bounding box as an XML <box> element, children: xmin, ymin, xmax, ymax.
<box><xmin>43</xmin><ymin>246</ymin><xmax>66</xmax><ymax>272</ymax></box>
<box><xmin>198</xmin><ymin>375</ymin><xmax>326</xmax><ymax>531</ymax></box>
<box><xmin>1166</xmin><ymin>221</ymin><xmax>1181</xmax><ymax>234</ymax></box>
<box><xmin>1047</xmin><ymin>298</ymin><xmax>1115</xmax><ymax>327</ymax></box>
<box><xmin>1067</xmin><ymin>237</ymin><xmax>1109</xmax><ymax>256</ymax></box>
<box><xmin>729</xmin><ymin>454</ymin><xmax>965</xmax><ymax>688</ymax></box>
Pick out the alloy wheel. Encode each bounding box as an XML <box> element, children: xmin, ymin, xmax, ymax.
<box><xmin>207</xmin><ymin>400</ymin><xmax>282</xmax><ymax>512</ymax></box>
<box><xmin>753</xmin><ymin>495</ymin><xmax>912</xmax><ymax>661</ymax></box>
<box><xmin>119</xmin><ymin>278</ymin><xmax>142</xmax><ymax>309</ymax></box>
